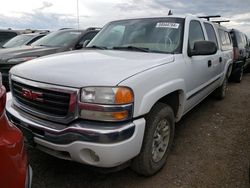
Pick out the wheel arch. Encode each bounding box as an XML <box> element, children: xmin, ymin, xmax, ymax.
<box><xmin>136</xmin><ymin>79</ymin><xmax>186</xmax><ymax>122</ymax></box>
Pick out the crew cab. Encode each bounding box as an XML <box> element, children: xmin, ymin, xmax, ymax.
<box><xmin>6</xmin><ymin>16</ymin><xmax>233</xmax><ymax>176</ymax></box>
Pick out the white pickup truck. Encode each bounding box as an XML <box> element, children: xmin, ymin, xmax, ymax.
<box><xmin>6</xmin><ymin>16</ymin><xmax>233</xmax><ymax>176</ymax></box>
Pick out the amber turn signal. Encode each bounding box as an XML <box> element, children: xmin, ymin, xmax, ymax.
<box><xmin>115</xmin><ymin>87</ymin><xmax>134</xmax><ymax>104</ymax></box>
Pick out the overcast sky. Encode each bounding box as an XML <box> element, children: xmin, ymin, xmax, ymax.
<box><xmin>1</xmin><ymin>0</ymin><xmax>250</xmax><ymax>37</ymax></box>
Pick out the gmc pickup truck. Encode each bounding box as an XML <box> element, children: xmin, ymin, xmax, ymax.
<box><xmin>6</xmin><ymin>16</ymin><xmax>233</xmax><ymax>176</ymax></box>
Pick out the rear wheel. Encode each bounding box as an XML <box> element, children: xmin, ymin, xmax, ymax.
<box><xmin>213</xmin><ymin>77</ymin><xmax>227</xmax><ymax>100</ymax></box>
<box><xmin>131</xmin><ymin>102</ymin><xmax>175</xmax><ymax>176</ymax></box>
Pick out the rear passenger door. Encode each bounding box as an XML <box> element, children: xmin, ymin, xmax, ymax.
<box><xmin>217</xmin><ymin>29</ymin><xmax>233</xmax><ymax>74</ymax></box>
<box><xmin>204</xmin><ymin>23</ymin><xmax>222</xmax><ymax>77</ymax></box>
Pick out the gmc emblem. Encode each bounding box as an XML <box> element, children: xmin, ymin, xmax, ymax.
<box><xmin>21</xmin><ymin>88</ymin><xmax>43</xmax><ymax>102</ymax></box>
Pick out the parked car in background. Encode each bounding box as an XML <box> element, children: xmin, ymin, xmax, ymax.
<box><xmin>0</xmin><ymin>28</ymin><xmax>100</xmax><ymax>90</ymax></box>
<box><xmin>229</xmin><ymin>29</ymin><xmax>250</xmax><ymax>82</ymax></box>
<box><xmin>0</xmin><ymin>72</ymin><xmax>32</xmax><ymax>188</ymax></box>
<box><xmin>245</xmin><ymin>36</ymin><xmax>250</xmax><ymax>71</ymax></box>
<box><xmin>6</xmin><ymin>16</ymin><xmax>232</xmax><ymax>176</ymax></box>
<box><xmin>0</xmin><ymin>29</ymin><xmax>19</xmax><ymax>47</ymax></box>
<box><xmin>2</xmin><ymin>32</ymin><xmax>49</xmax><ymax>49</ymax></box>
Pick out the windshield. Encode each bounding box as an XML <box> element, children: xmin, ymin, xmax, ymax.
<box><xmin>3</xmin><ymin>35</ymin><xmax>33</xmax><ymax>48</ymax></box>
<box><xmin>88</xmin><ymin>18</ymin><xmax>184</xmax><ymax>53</ymax></box>
<box><xmin>32</xmin><ymin>31</ymin><xmax>82</xmax><ymax>47</ymax></box>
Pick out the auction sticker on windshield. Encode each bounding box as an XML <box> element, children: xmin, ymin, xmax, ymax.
<box><xmin>156</xmin><ymin>22</ymin><xmax>180</xmax><ymax>29</ymax></box>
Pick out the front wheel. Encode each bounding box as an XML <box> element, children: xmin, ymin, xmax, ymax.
<box><xmin>131</xmin><ymin>102</ymin><xmax>175</xmax><ymax>176</ymax></box>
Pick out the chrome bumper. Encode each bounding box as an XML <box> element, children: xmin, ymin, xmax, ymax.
<box><xmin>6</xmin><ymin>93</ymin><xmax>135</xmax><ymax>144</ymax></box>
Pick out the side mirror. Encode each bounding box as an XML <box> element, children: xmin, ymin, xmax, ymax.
<box><xmin>189</xmin><ymin>41</ymin><xmax>217</xmax><ymax>57</ymax></box>
<box><xmin>83</xmin><ymin>40</ymin><xmax>91</xmax><ymax>47</ymax></box>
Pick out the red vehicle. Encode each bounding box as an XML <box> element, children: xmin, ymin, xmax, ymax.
<box><xmin>0</xmin><ymin>73</ymin><xmax>32</xmax><ymax>188</ymax></box>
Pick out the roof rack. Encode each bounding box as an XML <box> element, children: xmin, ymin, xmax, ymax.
<box><xmin>212</xmin><ymin>20</ymin><xmax>230</xmax><ymax>25</ymax></box>
<box><xmin>198</xmin><ymin>15</ymin><xmax>221</xmax><ymax>21</ymax></box>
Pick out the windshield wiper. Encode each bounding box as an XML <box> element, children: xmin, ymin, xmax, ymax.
<box><xmin>113</xmin><ymin>46</ymin><xmax>150</xmax><ymax>52</ymax></box>
<box><xmin>87</xmin><ymin>45</ymin><xmax>107</xmax><ymax>50</ymax></box>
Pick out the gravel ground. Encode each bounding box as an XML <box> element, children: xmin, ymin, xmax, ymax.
<box><xmin>29</xmin><ymin>73</ymin><xmax>250</xmax><ymax>188</ymax></box>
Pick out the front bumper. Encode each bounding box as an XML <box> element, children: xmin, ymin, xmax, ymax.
<box><xmin>6</xmin><ymin>93</ymin><xmax>146</xmax><ymax>167</ymax></box>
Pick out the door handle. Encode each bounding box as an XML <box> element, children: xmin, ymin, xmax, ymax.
<box><xmin>208</xmin><ymin>60</ymin><xmax>212</xmax><ymax>67</ymax></box>
<box><xmin>219</xmin><ymin>57</ymin><xmax>222</xmax><ymax>63</ymax></box>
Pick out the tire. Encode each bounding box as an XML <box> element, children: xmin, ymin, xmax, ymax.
<box><xmin>233</xmin><ymin>66</ymin><xmax>244</xmax><ymax>83</ymax></box>
<box><xmin>131</xmin><ymin>102</ymin><xmax>175</xmax><ymax>176</ymax></box>
<box><xmin>213</xmin><ymin>77</ymin><xmax>227</xmax><ymax>100</ymax></box>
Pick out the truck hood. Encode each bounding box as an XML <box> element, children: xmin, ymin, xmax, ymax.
<box><xmin>0</xmin><ymin>45</ymin><xmax>61</xmax><ymax>61</ymax></box>
<box><xmin>11</xmin><ymin>50</ymin><xmax>174</xmax><ymax>88</ymax></box>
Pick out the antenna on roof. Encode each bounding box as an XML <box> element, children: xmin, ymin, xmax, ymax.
<box><xmin>212</xmin><ymin>20</ymin><xmax>230</xmax><ymax>25</ymax></box>
<box><xmin>168</xmin><ymin>10</ymin><xmax>173</xmax><ymax>16</ymax></box>
<box><xmin>198</xmin><ymin>15</ymin><xmax>221</xmax><ymax>21</ymax></box>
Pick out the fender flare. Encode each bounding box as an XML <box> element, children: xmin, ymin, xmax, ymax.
<box><xmin>137</xmin><ymin>79</ymin><xmax>186</xmax><ymax>121</ymax></box>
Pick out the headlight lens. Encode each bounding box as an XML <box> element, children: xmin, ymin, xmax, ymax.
<box><xmin>81</xmin><ymin>87</ymin><xmax>133</xmax><ymax>104</ymax></box>
<box><xmin>7</xmin><ymin>56</ymin><xmax>38</xmax><ymax>63</ymax></box>
<box><xmin>79</xmin><ymin>87</ymin><xmax>134</xmax><ymax>121</ymax></box>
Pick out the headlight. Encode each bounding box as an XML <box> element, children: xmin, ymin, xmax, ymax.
<box><xmin>81</xmin><ymin>87</ymin><xmax>133</xmax><ymax>104</ymax></box>
<box><xmin>79</xmin><ymin>87</ymin><xmax>134</xmax><ymax>121</ymax></box>
<box><xmin>7</xmin><ymin>56</ymin><xmax>38</xmax><ymax>63</ymax></box>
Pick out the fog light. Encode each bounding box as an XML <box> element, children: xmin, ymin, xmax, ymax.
<box><xmin>89</xmin><ymin>150</ymin><xmax>100</xmax><ymax>162</ymax></box>
<box><xmin>80</xmin><ymin>149</ymin><xmax>100</xmax><ymax>163</ymax></box>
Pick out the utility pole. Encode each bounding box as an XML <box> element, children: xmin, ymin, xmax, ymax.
<box><xmin>77</xmin><ymin>0</ymin><xmax>80</xmax><ymax>30</ymax></box>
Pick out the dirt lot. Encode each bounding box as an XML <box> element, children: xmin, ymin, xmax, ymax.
<box><xmin>29</xmin><ymin>74</ymin><xmax>250</xmax><ymax>188</ymax></box>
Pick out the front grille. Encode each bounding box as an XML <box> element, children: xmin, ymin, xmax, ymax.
<box><xmin>12</xmin><ymin>80</ymin><xmax>71</xmax><ymax>117</ymax></box>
